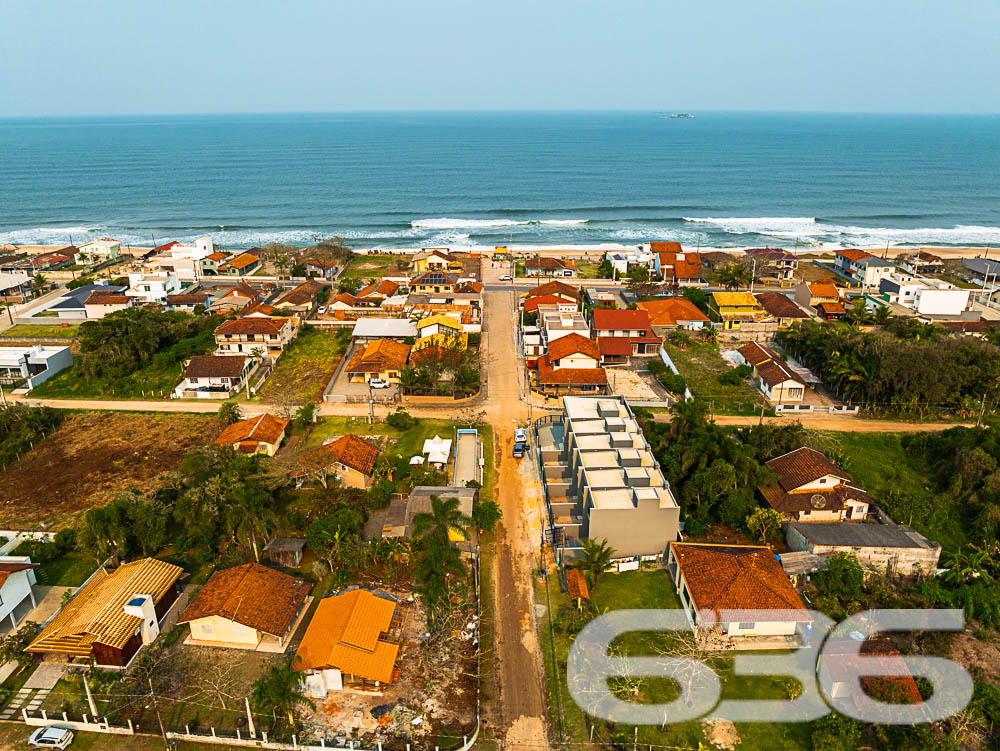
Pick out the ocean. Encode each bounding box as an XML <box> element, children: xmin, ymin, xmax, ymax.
<box><xmin>2</xmin><ymin>111</ymin><xmax>999</xmax><ymax>252</ymax></box>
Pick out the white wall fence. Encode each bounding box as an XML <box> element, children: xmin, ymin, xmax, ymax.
<box><xmin>774</xmin><ymin>404</ymin><xmax>860</xmax><ymax>415</ymax></box>
<box><xmin>21</xmin><ymin>708</ymin><xmax>134</xmax><ymax>736</ymax></box>
<box><xmin>657</xmin><ymin>345</ymin><xmax>694</xmax><ymax>400</ymax></box>
<box><xmin>0</xmin><ymin>530</ymin><xmax>55</xmax><ymax>555</ymax></box>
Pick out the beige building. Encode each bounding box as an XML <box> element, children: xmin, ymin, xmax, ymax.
<box><xmin>537</xmin><ymin>396</ymin><xmax>679</xmax><ymax>559</ymax></box>
<box><xmin>179</xmin><ymin>563</ymin><xmax>310</xmax><ymax>651</ymax></box>
<box><xmin>759</xmin><ymin>447</ymin><xmax>872</xmax><ymax>522</ymax></box>
<box><xmin>214</xmin><ymin>413</ymin><xmax>289</xmax><ymax>456</ymax></box>
<box><xmin>214</xmin><ymin>316</ymin><xmax>296</xmax><ymax>359</ymax></box>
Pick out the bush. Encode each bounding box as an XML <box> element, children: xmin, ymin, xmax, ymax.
<box><xmin>646</xmin><ymin>360</ymin><xmax>667</xmax><ymax>376</ymax></box>
<box><xmin>386</xmin><ymin>408</ymin><xmax>417</xmax><ymax>431</ymax></box>
<box><xmin>683</xmin><ymin>518</ymin><xmax>708</xmax><ymax>537</ymax></box>
<box><xmin>53</xmin><ymin>528</ymin><xmax>77</xmax><ymax>553</ymax></box>
<box><xmin>18</xmin><ymin>539</ymin><xmax>61</xmax><ymax>563</ymax></box>
<box><xmin>657</xmin><ymin>371</ymin><xmax>687</xmax><ymax>395</ymax></box>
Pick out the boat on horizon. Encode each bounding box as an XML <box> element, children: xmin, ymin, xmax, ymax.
<box><xmin>670</xmin><ymin>113</ymin><xmax>695</xmax><ymax>119</ymax></box>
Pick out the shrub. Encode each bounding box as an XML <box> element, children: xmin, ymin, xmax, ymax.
<box><xmin>386</xmin><ymin>408</ymin><xmax>417</xmax><ymax>431</ymax></box>
<box><xmin>53</xmin><ymin>528</ymin><xmax>77</xmax><ymax>553</ymax></box>
<box><xmin>658</xmin><ymin>371</ymin><xmax>687</xmax><ymax>395</ymax></box>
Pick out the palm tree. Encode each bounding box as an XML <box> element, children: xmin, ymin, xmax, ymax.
<box><xmin>717</xmin><ymin>263</ymin><xmax>752</xmax><ymax>290</ymax></box>
<box><xmin>412</xmin><ymin>495</ymin><xmax>472</xmax><ymax>546</ymax></box>
<box><xmin>252</xmin><ymin>663</ymin><xmax>314</xmax><ymax>727</ymax></box>
<box><xmin>580</xmin><ymin>538</ymin><xmax>616</xmax><ymax>588</ymax></box>
<box><xmin>218</xmin><ymin>400</ymin><xmax>243</xmax><ymax>425</ymax></box>
<box><xmin>872</xmin><ymin>305</ymin><xmax>892</xmax><ymax>326</ymax></box>
<box><xmin>226</xmin><ymin>485</ymin><xmax>277</xmax><ymax>561</ymax></box>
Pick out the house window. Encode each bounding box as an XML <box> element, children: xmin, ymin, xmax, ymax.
<box><xmin>738</xmin><ymin>622</ymin><xmax>755</xmax><ymax>630</ymax></box>
<box><xmin>200</xmin><ymin>622</ymin><xmax>214</xmax><ymax>635</ymax></box>
<box><xmin>190</xmin><ymin>378</ymin><xmax>198</xmax><ymax>384</ymax></box>
<box><xmin>818</xmin><ymin>478</ymin><xmax>826</xmax><ymax>484</ymax></box>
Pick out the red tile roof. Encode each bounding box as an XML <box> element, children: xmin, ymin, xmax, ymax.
<box><xmin>592</xmin><ymin>308</ymin><xmax>654</xmax><ymax>333</ymax></box>
<box><xmin>346</xmin><ymin>339</ymin><xmax>411</xmax><ymax>374</ymax></box>
<box><xmin>179</xmin><ymin>563</ymin><xmax>310</xmax><ymax>637</ymax></box>
<box><xmin>215</xmin><ymin>413</ymin><xmax>289</xmax><ymax>449</ymax></box>
<box><xmin>355</xmin><ymin>279</ymin><xmax>400</xmax><ymax>299</ymax></box>
<box><xmin>324</xmin><ymin>434</ymin><xmax>380</xmax><ymax>476</ymax></box>
<box><xmin>808</xmin><ymin>282</ymin><xmax>841</xmax><ymax>300</ymax></box>
<box><xmin>737</xmin><ymin>341</ymin><xmax>781</xmax><ymax>368</ymax></box>
<box><xmin>216</xmin><ymin>317</ymin><xmax>286</xmax><ymax>336</ymax></box>
<box><xmin>837</xmin><ymin>249</ymin><xmax>873</xmax><ymax>262</ymax></box>
<box><xmin>670</xmin><ymin>542</ymin><xmax>810</xmax><ymax>622</ymax></box>
<box><xmin>818</xmin><ymin>301</ymin><xmax>846</xmax><ymax>316</ymax></box>
<box><xmin>525</xmin><ymin>280</ymin><xmax>580</xmax><ymax>301</ymax></box>
<box><xmin>152</xmin><ymin>241</ymin><xmax>181</xmax><ymax>253</ymax></box>
<box><xmin>454</xmin><ymin>281</ymin><xmax>483</xmax><ymax>294</ymax></box>
<box><xmin>656</xmin><ymin>251</ymin><xmax>702</xmax><ymax>280</ymax></box>
<box><xmin>649</xmin><ymin>241</ymin><xmax>683</xmax><ymax>254</ymax></box>
<box><xmin>222</xmin><ymin>253</ymin><xmax>261</xmax><ymax>270</ymax></box>
<box><xmin>276</xmin><ymin>281</ymin><xmax>323</xmax><ymax>307</ymax></box>
<box><xmin>547</xmin><ymin>333</ymin><xmax>601</xmax><ymax>362</ymax></box>
<box><xmin>536</xmin><ymin>356</ymin><xmax>607</xmax><ymax>386</ymax></box>
<box><xmin>756</xmin><ymin>292</ymin><xmax>809</xmax><ymax>319</ymax></box>
<box><xmin>638</xmin><ymin>298</ymin><xmax>710</xmax><ymax>326</ymax></box>
<box><xmin>524</xmin><ymin>294</ymin><xmax>573</xmax><ymax>313</ymax></box>
<box><xmin>565</xmin><ymin>568</ymin><xmax>590</xmax><ymax>600</ymax></box>
<box><xmin>597</xmin><ymin>337</ymin><xmax>634</xmax><ymax>356</ymax></box>
<box><xmin>766</xmin><ymin>447</ymin><xmax>851</xmax><ymax>492</ymax></box>
<box><xmin>85</xmin><ymin>292</ymin><xmax>130</xmax><ymax>306</ymax></box>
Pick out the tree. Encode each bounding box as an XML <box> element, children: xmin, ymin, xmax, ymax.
<box><xmin>745</xmin><ymin>507</ymin><xmax>784</xmax><ymax>542</ymax></box>
<box><xmin>225</xmin><ymin>483</ymin><xmax>277</xmax><ymax>562</ymax></box>
<box><xmin>717</xmin><ymin>263</ymin><xmax>752</xmax><ymax>290</ymax></box>
<box><xmin>810</xmin><ymin>712</ymin><xmax>862</xmax><ymax>751</ymax></box>
<box><xmin>252</xmin><ymin>663</ymin><xmax>314</xmax><ymax>727</ymax></box>
<box><xmin>412</xmin><ymin>495</ymin><xmax>472</xmax><ymax>547</ymax></box>
<box><xmin>816</xmin><ymin>552</ymin><xmax>864</xmax><ymax>600</ymax></box>
<box><xmin>386</xmin><ymin>407</ymin><xmax>417</xmax><ymax>430</ymax></box>
<box><xmin>338</xmin><ymin>277</ymin><xmax>361</xmax><ymax>294</ymax></box>
<box><xmin>32</xmin><ymin>272</ymin><xmax>47</xmax><ymax>291</ymax></box>
<box><xmin>472</xmin><ymin>500</ymin><xmax>502</xmax><ymax>533</ymax></box>
<box><xmin>218</xmin><ymin>400</ymin><xmax>243</xmax><ymax>425</ymax></box>
<box><xmin>294</xmin><ymin>402</ymin><xmax>317</xmax><ymax>429</ymax></box>
<box><xmin>580</xmin><ymin>538</ymin><xmax>616</xmax><ymax>588</ymax></box>
<box><xmin>847</xmin><ymin>296</ymin><xmax>870</xmax><ymax>325</ymax></box>
<box><xmin>0</xmin><ymin>621</ymin><xmax>41</xmax><ymax>667</ymax></box>
<box><xmin>306</xmin><ymin>509</ymin><xmax>364</xmax><ymax>572</ymax></box>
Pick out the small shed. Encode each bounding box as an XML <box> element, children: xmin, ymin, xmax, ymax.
<box><xmin>565</xmin><ymin>568</ymin><xmax>590</xmax><ymax>610</ymax></box>
<box><xmin>264</xmin><ymin>538</ymin><xmax>307</xmax><ymax>568</ymax></box>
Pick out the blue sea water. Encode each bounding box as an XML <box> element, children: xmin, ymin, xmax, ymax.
<box><xmin>2</xmin><ymin>111</ymin><xmax>999</xmax><ymax>251</ymax></box>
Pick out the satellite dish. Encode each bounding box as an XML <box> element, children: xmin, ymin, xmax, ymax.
<box><xmin>810</xmin><ymin>494</ymin><xmax>827</xmax><ymax>509</ymax></box>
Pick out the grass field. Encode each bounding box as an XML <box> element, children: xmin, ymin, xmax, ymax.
<box><xmin>574</xmin><ymin>261</ymin><xmax>610</xmax><ymax>280</ymax></box>
<box><xmin>664</xmin><ymin>340</ymin><xmax>765</xmax><ymax>415</ymax></box>
<box><xmin>536</xmin><ymin>568</ymin><xmax>811</xmax><ymax>751</ymax></box>
<box><xmin>29</xmin><ymin>354</ymin><xmax>187</xmax><ymax>399</ymax></box>
<box><xmin>3</xmin><ymin>323</ymin><xmax>80</xmax><ymax>338</ymax></box>
<box><xmin>255</xmin><ymin>326</ymin><xmax>349</xmax><ymax>403</ymax></box>
<box><xmin>11</xmin><ymin>544</ymin><xmax>96</xmax><ymax>586</ymax></box>
<box><xmin>339</xmin><ymin>253</ymin><xmax>410</xmax><ymax>280</ymax></box>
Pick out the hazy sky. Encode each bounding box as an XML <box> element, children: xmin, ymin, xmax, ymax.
<box><xmin>3</xmin><ymin>0</ymin><xmax>999</xmax><ymax>116</ymax></box>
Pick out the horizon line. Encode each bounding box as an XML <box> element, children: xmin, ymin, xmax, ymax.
<box><xmin>3</xmin><ymin>108</ymin><xmax>1000</xmax><ymax>120</ymax></box>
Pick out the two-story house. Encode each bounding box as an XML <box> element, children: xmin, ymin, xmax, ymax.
<box><xmin>535</xmin><ymin>333</ymin><xmax>608</xmax><ymax>395</ymax></box>
<box><xmin>173</xmin><ymin>354</ymin><xmax>256</xmax><ymax>399</ymax></box>
<box><xmin>126</xmin><ymin>272</ymin><xmax>182</xmax><ymax>303</ymax></box>
<box><xmin>651</xmin><ymin>243</ymin><xmax>703</xmax><ymax>285</ymax></box>
<box><xmin>759</xmin><ymin>447</ymin><xmax>872</xmax><ymax>522</ymax></box>
<box><xmin>744</xmin><ymin>247</ymin><xmax>799</xmax><ymax>281</ymax></box>
<box><xmin>410</xmin><ymin>271</ymin><xmax>457</xmax><ymax>294</ymax></box>
<box><xmin>214</xmin><ymin>317</ymin><xmax>296</xmax><ymax>359</ymax></box>
<box><xmin>591</xmin><ymin>309</ymin><xmax>660</xmax><ymax>355</ymax></box>
<box><xmin>709</xmin><ymin>291</ymin><xmax>767</xmax><ymax>330</ymax></box>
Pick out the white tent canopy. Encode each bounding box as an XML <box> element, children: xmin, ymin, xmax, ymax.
<box><xmin>422</xmin><ymin>435</ymin><xmax>452</xmax><ymax>466</ymax></box>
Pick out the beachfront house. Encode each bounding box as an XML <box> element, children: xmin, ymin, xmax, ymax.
<box><xmin>77</xmin><ymin>238</ymin><xmax>121</xmax><ymax>268</ymax></box>
<box><xmin>650</xmin><ymin>243</ymin><xmax>703</xmax><ymax>285</ymax></box>
<box><xmin>126</xmin><ymin>272</ymin><xmax>182</xmax><ymax>303</ymax></box>
<box><xmin>525</xmin><ymin>257</ymin><xmax>577</xmax><ymax>277</ymax></box>
<box><xmin>744</xmin><ymin>247</ymin><xmax>799</xmax><ymax>281</ymax></box>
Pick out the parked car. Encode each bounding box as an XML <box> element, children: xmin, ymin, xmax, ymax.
<box><xmin>499</xmin><ymin>274</ymin><xmax>512</xmax><ymax>281</ymax></box>
<box><xmin>514</xmin><ymin>427</ymin><xmax>527</xmax><ymax>443</ymax></box>
<box><xmin>368</xmin><ymin>378</ymin><xmax>391</xmax><ymax>389</ymax></box>
<box><xmin>512</xmin><ymin>442</ymin><xmax>525</xmax><ymax>458</ymax></box>
<box><xmin>28</xmin><ymin>727</ymin><xmax>74</xmax><ymax>749</ymax></box>
<box><xmin>317</xmin><ymin>306</ymin><xmax>327</xmax><ymax>315</ymax></box>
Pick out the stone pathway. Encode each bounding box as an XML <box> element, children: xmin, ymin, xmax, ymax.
<box><xmin>23</xmin><ymin>662</ymin><xmax>69</xmax><ymax>690</ymax></box>
<box><xmin>0</xmin><ymin>687</ymin><xmax>33</xmax><ymax>719</ymax></box>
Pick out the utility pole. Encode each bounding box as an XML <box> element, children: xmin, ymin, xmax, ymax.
<box><xmin>977</xmin><ymin>393</ymin><xmax>987</xmax><ymax>428</ymax></box>
<box><xmin>148</xmin><ymin>677</ymin><xmax>168</xmax><ymax>749</ymax></box>
<box><xmin>83</xmin><ymin>670</ymin><xmax>97</xmax><ymax>716</ymax></box>
<box><xmin>0</xmin><ymin>380</ymin><xmax>7</xmax><ymax>408</ymax></box>
<box><xmin>245</xmin><ymin>697</ymin><xmax>256</xmax><ymax>739</ymax></box>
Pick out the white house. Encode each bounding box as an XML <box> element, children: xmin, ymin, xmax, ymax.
<box><xmin>173</xmin><ymin>355</ymin><xmax>255</xmax><ymax>399</ymax></box>
<box><xmin>126</xmin><ymin>272</ymin><xmax>182</xmax><ymax>303</ymax></box>
<box><xmin>878</xmin><ymin>274</ymin><xmax>971</xmax><ymax>316</ymax></box>
<box><xmin>77</xmin><ymin>238</ymin><xmax>121</xmax><ymax>267</ymax></box>
<box><xmin>0</xmin><ymin>557</ymin><xmax>40</xmax><ymax>631</ymax></box>
<box><xmin>0</xmin><ymin>345</ymin><xmax>73</xmax><ymax>389</ymax></box>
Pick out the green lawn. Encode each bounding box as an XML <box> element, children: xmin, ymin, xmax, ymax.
<box><xmin>255</xmin><ymin>326</ymin><xmax>349</xmax><ymax>403</ymax></box>
<box><xmin>536</xmin><ymin>568</ymin><xmax>811</xmax><ymax>751</ymax></box>
<box><xmin>29</xmin><ymin>354</ymin><xmax>187</xmax><ymax>399</ymax></box>
<box><xmin>575</xmin><ymin>261</ymin><xmax>610</xmax><ymax>280</ymax></box>
<box><xmin>3</xmin><ymin>323</ymin><xmax>80</xmax><ymax>338</ymax></box>
<box><xmin>664</xmin><ymin>340</ymin><xmax>765</xmax><ymax>415</ymax></box>
<box><xmin>339</xmin><ymin>253</ymin><xmax>409</xmax><ymax>280</ymax></box>
<box><xmin>33</xmin><ymin>551</ymin><xmax>97</xmax><ymax>587</ymax></box>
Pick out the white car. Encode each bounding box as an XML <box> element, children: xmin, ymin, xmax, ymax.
<box><xmin>499</xmin><ymin>274</ymin><xmax>512</xmax><ymax>281</ymax></box>
<box><xmin>368</xmin><ymin>378</ymin><xmax>391</xmax><ymax>389</ymax></box>
<box><xmin>28</xmin><ymin>726</ymin><xmax>74</xmax><ymax>749</ymax></box>
<box><xmin>317</xmin><ymin>306</ymin><xmax>328</xmax><ymax>315</ymax></box>
<box><xmin>514</xmin><ymin>428</ymin><xmax>528</xmax><ymax>443</ymax></box>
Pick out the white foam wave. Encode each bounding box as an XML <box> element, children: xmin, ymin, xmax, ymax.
<box><xmin>411</xmin><ymin>217</ymin><xmax>588</xmax><ymax>229</ymax></box>
<box><xmin>682</xmin><ymin>217</ymin><xmax>818</xmax><ymax>234</ymax></box>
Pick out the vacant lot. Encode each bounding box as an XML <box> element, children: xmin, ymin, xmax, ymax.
<box><xmin>0</xmin><ymin>411</ymin><xmax>219</xmax><ymax>528</ymax></box>
<box><xmin>664</xmin><ymin>340</ymin><xmax>764</xmax><ymax>415</ymax></box>
<box><xmin>339</xmin><ymin>253</ymin><xmax>410</xmax><ymax>280</ymax></box>
<box><xmin>255</xmin><ymin>327</ymin><xmax>349</xmax><ymax>404</ymax></box>
<box><xmin>3</xmin><ymin>323</ymin><xmax>80</xmax><ymax>338</ymax></box>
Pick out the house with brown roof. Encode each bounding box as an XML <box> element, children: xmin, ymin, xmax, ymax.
<box><xmin>525</xmin><ymin>257</ymin><xmax>577</xmax><ymax>278</ymax></box>
<box><xmin>638</xmin><ymin>298</ymin><xmax>710</xmax><ymax>334</ymax></box>
<box><xmin>174</xmin><ymin>354</ymin><xmax>256</xmax><ymax>399</ymax></box>
<box><xmin>218</xmin><ymin>252</ymin><xmax>262</xmax><ymax>276</ymax></box>
<box><xmin>667</xmin><ymin>542</ymin><xmax>811</xmax><ymax>641</ymax></box>
<box><xmin>165</xmin><ymin>292</ymin><xmax>212</xmax><ymax>312</ymax></box>
<box><xmin>215</xmin><ymin>316</ymin><xmax>297</xmax><ymax>359</ymax></box>
<box><xmin>294</xmin><ymin>588</ymin><xmax>406</xmax><ymax>694</ymax></box>
<box><xmin>346</xmin><ymin>339</ymin><xmax>411</xmax><ymax>384</ymax></box>
<box><xmin>26</xmin><ymin>558</ymin><xmax>184</xmax><ymax>669</ymax></box>
<box><xmin>274</xmin><ymin>281</ymin><xmax>324</xmax><ymax>318</ymax></box>
<box><xmin>535</xmin><ymin>334</ymin><xmax>608</xmax><ymax>395</ymax></box>
<box><xmin>755</xmin><ymin>292</ymin><xmax>810</xmax><ymax>327</ymax></box>
<box><xmin>179</xmin><ymin>563</ymin><xmax>310</xmax><ymax>652</ymax></box>
<box><xmin>735</xmin><ymin>341</ymin><xmax>807</xmax><ymax>403</ymax></box>
<box><xmin>303</xmin><ymin>256</ymin><xmax>338</xmax><ymax>279</ymax></box>
<box><xmin>591</xmin><ymin>309</ymin><xmax>660</xmax><ymax>355</ymax></box>
<box><xmin>759</xmin><ymin>447</ymin><xmax>872</xmax><ymax>522</ymax></box>
<box><xmin>83</xmin><ymin>291</ymin><xmax>133</xmax><ymax>319</ymax></box>
<box><xmin>214</xmin><ymin>413</ymin><xmax>290</xmax><ymax>456</ymax></box>
<box><xmin>523</xmin><ymin>280</ymin><xmax>581</xmax><ymax>303</ymax></box>
<box><xmin>652</xmin><ymin>248</ymin><xmax>703</xmax><ymax>285</ymax></box>
<box><xmin>314</xmin><ymin>434</ymin><xmax>381</xmax><ymax>489</ymax></box>
<box><xmin>744</xmin><ymin>247</ymin><xmax>798</xmax><ymax>281</ymax></box>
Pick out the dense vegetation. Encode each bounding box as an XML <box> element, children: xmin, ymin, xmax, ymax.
<box><xmin>777</xmin><ymin>319</ymin><xmax>1000</xmax><ymax>417</ymax></box>
<box><xmin>0</xmin><ymin>405</ymin><xmax>62</xmax><ymax>469</ymax></box>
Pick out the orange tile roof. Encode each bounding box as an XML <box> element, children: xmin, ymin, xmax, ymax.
<box><xmin>215</xmin><ymin>413</ymin><xmax>289</xmax><ymax>449</ymax></box>
<box><xmin>670</xmin><ymin>543</ymin><xmax>810</xmax><ymax>622</ymax></box>
<box><xmin>737</xmin><ymin>341</ymin><xmax>781</xmax><ymax>368</ymax></box>
<box><xmin>536</xmin><ymin>356</ymin><xmax>608</xmax><ymax>386</ymax></box>
<box><xmin>294</xmin><ymin>589</ymin><xmax>400</xmax><ymax>683</ymax></box>
<box><xmin>355</xmin><ymin>279</ymin><xmax>400</xmax><ymax>299</ymax></box>
<box><xmin>597</xmin><ymin>337</ymin><xmax>633</xmax><ymax>356</ymax></box>
<box><xmin>657</xmin><ymin>251</ymin><xmax>702</xmax><ymax>280</ymax></box>
<box><xmin>593</xmin><ymin>308</ymin><xmax>654</xmax><ymax>333</ymax></box>
<box><xmin>837</xmin><ymin>249</ymin><xmax>873</xmax><ymax>262</ymax></box>
<box><xmin>649</xmin><ymin>241</ymin><xmax>683</xmax><ymax>254</ymax></box>
<box><xmin>205</xmin><ymin>251</ymin><xmax>229</xmax><ymax>261</ymax></box>
<box><xmin>346</xmin><ymin>338</ymin><xmax>411</xmax><ymax>374</ymax></box>
<box><xmin>524</xmin><ymin>294</ymin><xmax>574</xmax><ymax>313</ymax></box>
<box><xmin>524</xmin><ymin>280</ymin><xmax>580</xmax><ymax>301</ymax></box>
<box><xmin>547</xmin><ymin>332</ymin><xmax>601</xmax><ymax>362</ymax></box>
<box><xmin>222</xmin><ymin>253</ymin><xmax>261</xmax><ymax>270</ymax></box>
<box><xmin>808</xmin><ymin>282</ymin><xmax>840</xmax><ymax>299</ymax></box>
<box><xmin>179</xmin><ymin>563</ymin><xmax>310</xmax><ymax>637</ymax></box>
<box><xmin>818</xmin><ymin>301</ymin><xmax>846</xmax><ymax>316</ymax></box>
<box><xmin>324</xmin><ymin>434</ymin><xmax>380</xmax><ymax>476</ymax></box>
<box><xmin>638</xmin><ymin>298</ymin><xmax>710</xmax><ymax>326</ymax></box>
<box><xmin>85</xmin><ymin>292</ymin><xmax>129</xmax><ymax>306</ymax></box>
<box><xmin>276</xmin><ymin>281</ymin><xmax>323</xmax><ymax>306</ymax></box>
<box><xmin>238</xmin><ymin>302</ymin><xmax>279</xmax><ymax>318</ymax></box>
<box><xmin>765</xmin><ymin>447</ymin><xmax>852</xmax><ymax>493</ymax></box>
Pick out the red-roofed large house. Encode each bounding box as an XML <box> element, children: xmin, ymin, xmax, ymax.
<box><xmin>523</xmin><ymin>294</ymin><xmax>578</xmax><ymax>314</ymax></box>
<box><xmin>759</xmin><ymin>447</ymin><xmax>872</xmax><ymax>522</ymax></box>
<box><xmin>215</xmin><ymin>316</ymin><xmax>297</xmax><ymax>359</ymax></box>
<box><xmin>667</xmin><ymin>542</ymin><xmax>811</xmax><ymax>642</ymax></box>
<box><xmin>591</xmin><ymin>309</ymin><xmax>660</xmax><ymax>355</ymax></box>
<box><xmin>652</xmin><ymin>247</ymin><xmax>703</xmax><ymax>285</ymax></box>
<box><xmin>534</xmin><ymin>333</ymin><xmax>608</xmax><ymax>395</ymax></box>
<box><xmin>638</xmin><ymin>298</ymin><xmax>710</xmax><ymax>334</ymax></box>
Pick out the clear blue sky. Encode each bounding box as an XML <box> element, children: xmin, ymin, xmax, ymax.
<box><xmin>3</xmin><ymin>0</ymin><xmax>999</xmax><ymax>116</ymax></box>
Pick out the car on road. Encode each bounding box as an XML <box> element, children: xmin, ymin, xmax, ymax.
<box><xmin>499</xmin><ymin>274</ymin><xmax>512</xmax><ymax>281</ymax></box>
<box><xmin>28</xmin><ymin>726</ymin><xmax>74</xmax><ymax>748</ymax></box>
<box><xmin>514</xmin><ymin>427</ymin><xmax>527</xmax><ymax>443</ymax></box>
<box><xmin>368</xmin><ymin>378</ymin><xmax>391</xmax><ymax>389</ymax></box>
<box><xmin>512</xmin><ymin>442</ymin><xmax>526</xmax><ymax>458</ymax></box>
<box><xmin>317</xmin><ymin>306</ymin><xmax>327</xmax><ymax>315</ymax></box>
